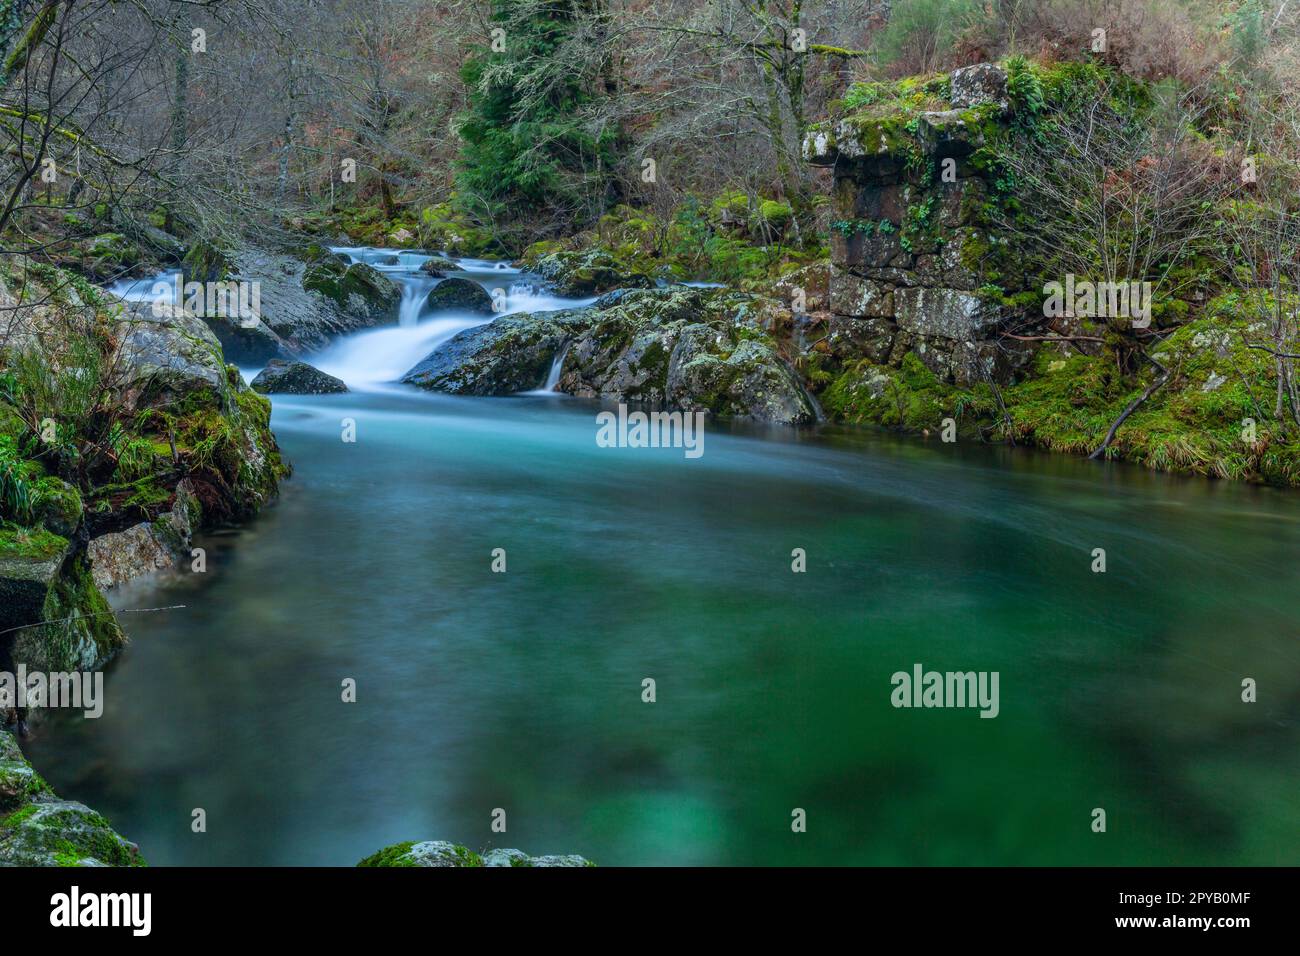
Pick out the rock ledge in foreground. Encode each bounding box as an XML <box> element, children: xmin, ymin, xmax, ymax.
<box><xmin>0</xmin><ymin>730</ymin><xmax>145</xmax><ymax>867</ymax></box>
<box><xmin>358</xmin><ymin>840</ymin><xmax>593</xmax><ymax>867</ymax></box>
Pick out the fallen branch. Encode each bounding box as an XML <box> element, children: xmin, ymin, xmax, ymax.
<box><xmin>1238</xmin><ymin>332</ymin><xmax>1300</xmax><ymax>360</ymax></box>
<box><xmin>1087</xmin><ymin>354</ymin><xmax>1170</xmax><ymax>460</ymax></box>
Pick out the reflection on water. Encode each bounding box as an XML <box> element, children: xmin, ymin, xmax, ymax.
<box><xmin>27</xmin><ymin>388</ymin><xmax>1300</xmax><ymax>866</ymax></box>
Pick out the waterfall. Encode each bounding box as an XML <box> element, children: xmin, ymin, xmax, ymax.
<box><xmin>542</xmin><ymin>343</ymin><xmax>569</xmax><ymax>391</ymax></box>
<box><xmin>101</xmin><ymin>246</ymin><xmax>601</xmax><ymax>393</ymax></box>
<box><xmin>105</xmin><ymin>273</ymin><xmax>176</xmax><ymax>304</ymax></box>
<box><xmin>521</xmin><ymin>343</ymin><xmax>570</xmax><ymax>396</ymax></box>
<box><xmin>312</xmin><ymin>315</ymin><xmax>485</xmax><ymax>388</ymax></box>
<box><xmin>311</xmin><ymin>248</ymin><xmax>596</xmax><ymax>392</ymax></box>
<box><xmin>397</xmin><ymin>276</ymin><xmax>437</xmax><ymax>326</ymax></box>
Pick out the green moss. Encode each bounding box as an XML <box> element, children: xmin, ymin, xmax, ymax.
<box><xmin>40</xmin><ymin>553</ymin><xmax>123</xmax><ymax>670</ymax></box>
<box><xmin>303</xmin><ymin>258</ymin><xmax>395</xmax><ymax>313</ymax></box>
<box><xmin>822</xmin><ymin>354</ymin><xmax>995</xmax><ymax>437</ymax></box>
<box><xmin>181</xmin><ymin>239</ymin><xmax>231</xmax><ymax>283</ymax></box>
<box><xmin>450</xmin><ymin>844</ymin><xmax>484</xmax><ymax>867</ymax></box>
<box><xmin>32</xmin><ymin>477</ymin><xmax>82</xmax><ymax>535</ymax></box>
<box><xmin>357</xmin><ymin>841</ymin><xmax>418</xmax><ymax>867</ymax></box>
<box><xmin>11</xmin><ymin>812</ymin><xmax>144</xmax><ymax>867</ymax></box>
<box><xmin>0</xmin><ymin>525</ymin><xmax>67</xmax><ymax>561</ymax></box>
<box><xmin>85</xmin><ymin>233</ymin><xmax>137</xmax><ymax>266</ymax></box>
<box><xmin>1</xmin><ymin>804</ymin><xmax>39</xmax><ymax>829</ymax></box>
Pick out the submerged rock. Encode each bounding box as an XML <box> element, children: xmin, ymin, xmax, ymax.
<box><xmin>358</xmin><ymin>840</ymin><xmax>592</xmax><ymax>867</ymax></box>
<box><xmin>425</xmin><ymin>277</ymin><xmax>494</xmax><ymax>314</ymax></box>
<box><xmin>0</xmin><ymin>731</ymin><xmax>144</xmax><ymax>867</ymax></box>
<box><xmin>251</xmin><ymin>359</ymin><xmax>348</xmax><ymax>395</ymax></box>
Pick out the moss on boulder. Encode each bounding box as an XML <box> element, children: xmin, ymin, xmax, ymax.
<box><xmin>0</xmin><ymin>731</ymin><xmax>144</xmax><ymax>867</ymax></box>
<box><xmin>402</xmin><ymin>286</ymin><xmax>818</xmax><ymax>425</ymax></box>
<box><xmin>358</xmin><ymin>840</ymin><xmax>592</xmax><ymax>867</ymax></box>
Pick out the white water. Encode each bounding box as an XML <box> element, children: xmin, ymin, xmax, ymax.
<box><xmin>312</xmin><ymin>316</ymin><xmax>484</xmax><ymax>389</ymax></box>
<box><xmin>313</xmin><ymin>248</ymin><xmax>597</xmax><ymax>391</ymax></box>
<box><xmin>106</xmin><ymin>273</ymin><xmax>178</xmax><ymax>303</ymax></box>
<box><xmin>543</xmin><ymin>342</ymin><xmax>569</xmax><ymax>389</ymax></box>
<box><xmin>103</xmin><ymin>247</ymin><xmax>601</xmax><ymax>394</ymax></box>
<box><xmin>521</xmin><ymin>342</ymin><xmax>571</xmax><ymax>396</ymax></box>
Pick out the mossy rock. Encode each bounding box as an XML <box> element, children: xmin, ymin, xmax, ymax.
<box><xmin>419</xmin><ymin>255</ymin><xmax>462</xmax><ymax>277</ymax></box>
<box><xmin>182</xmin><ymin>239</ymin><xmax>232</xmax><ymax>283</ymax></box>
<box><xmin>302</xmin><ymin>258</ymin><xmax>400</xmax><ymax>316</ymax></box>
<box><xmin>357</xmin><ymin>840</ymin><xmax>591</xmax><ymax>867</ymax></box>
<box><xmin>533</xmin><ymin>248</ymin><xmax>654</xmax><ymax>297</ymax></box>
<box><xmin>0</xmin><ymin>731</ymin><xmax>145</xmax><ymax>867</ymax></box>
<box><xmin>31</xmin><ymin>478</ymin><xmax>83</xmax><ymax>538</ymax></box>
<box><xmin>424</xmin><ymin>277</ymin><xmax>493</xmax><ymax>314</ymax></box>
<box><xmin>758</xmin><ymin>200</ymin><xmax>794</xmax><ymax>230</ymax></box>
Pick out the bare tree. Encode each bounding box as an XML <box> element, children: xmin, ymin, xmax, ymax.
<box><xmin>992</xmin><ymin>79</ymin><xmax>1238</xmax><ymax>455</ymax></box>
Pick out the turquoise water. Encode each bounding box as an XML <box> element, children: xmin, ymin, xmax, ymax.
<box><xmin>27</xmin><ymin>385</ymin><xmax>1300</xmax><ymax>866</ymax></box>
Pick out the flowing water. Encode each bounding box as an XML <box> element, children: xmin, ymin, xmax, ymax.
<box><xmin>26</xmin><ymin>249</ymin><xmax>1300</xmax><ymax>866</ymax></box>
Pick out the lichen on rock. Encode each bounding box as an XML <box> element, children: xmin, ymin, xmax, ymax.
<box><xmin>0</xmin><ymin>730</ymin><xmax>144</xmax><ymax>867</ymax></box>
<box><xmin>401</xmin><ymin>286</ymin><xmax>819</xmax><ymax>425</ymax></box>
<box><xmin>357</xmin><ymin>840</ymin><xmax>592</xmax><ymax>867</ymax></box>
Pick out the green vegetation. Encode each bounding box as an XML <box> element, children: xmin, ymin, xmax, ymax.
<box><xmin>520</xmin><ymin>199</ymin><xmax>826</xmax><ymax>288</ymax></box>
<box><xmin>455</xmin><ymin>0</ymin><xmax>618</xmax><ymax>230</ymax></box>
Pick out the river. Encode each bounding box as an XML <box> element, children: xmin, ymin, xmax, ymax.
<box><xmin>31</xmin><ymin>249</ymin><xmax>1300</xmax><ymax>866</ymax></box>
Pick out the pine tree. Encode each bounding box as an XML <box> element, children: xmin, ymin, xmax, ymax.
<box><xmin>455</xmin><ymin>0</ymin><xmax>617</xmax><ymax>230</ymax></box>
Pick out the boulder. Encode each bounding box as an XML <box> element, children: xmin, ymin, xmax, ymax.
<box><xmin>403</xmin><ymin>287</ymin><xmax>819</xmax><ymax>426</ymax></box>
<box><xmin>251</xmin><ymin>360</ymin><xmax>348</xmax><ymax>395</ymax></box>
<box><xmin>531</xmin><ymin>248</ymin><xmax>654</xmax><ymax>297</ymax></box>
<box><xmin>86</xmin><ymin>482</ymin><xmax>196</xmax><ymax>592</ymax></box>
<box><xmin>401</xmin><ymin>313</ymin><xmax>582</xmax><ymax>394</ymax></box>
<box><xmin>111</xmin><ymin>300</ymin><xmax>227</xmax><ymax>408</ymax></box>
<box><xmin>424</xmin><ymin>277</ymin><xmax>494</xmax><ymax>314</ymax></box>
<box><xmin>189</xmin><ymin>246</ymin><xmax>401</xmax><ymax>363</ymax></box>
<box><xmin>31</xmin><ymin>479</ymin><xmax>83</xmax><ymax>539</ymax></box>
<box><xmin>0</xmin><ymin>528</ymin><xmax>69</xmax><ymax>641</ymax></box>
<box><xmin>419</xmin><ymin>255</ymin><xmax>462</xmax><ymax>277</ymax></box>
<box><xmin>357</xmin><ymin>840</ymin><xmax>592</xmax><ymax>868</ymax></box>
<box><xmin>0</xmin><ymin>731</ymin><xmax>144</xmax><ymax>867</ymax></box>
<box><xmin>949</xmin><ymin>63</ymin><xmax>1009</xmax><ymax>110</ymax></box>
<box><xmin>1</xmin><ymin>535</ymin><xmax>122</xmax><ymax>672</ymax></box>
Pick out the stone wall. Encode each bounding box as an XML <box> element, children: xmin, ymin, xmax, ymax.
<box><xmin>804</xmin><ymin>64</ymin><xmax>1030</xmax><ymax>387</ymax></box>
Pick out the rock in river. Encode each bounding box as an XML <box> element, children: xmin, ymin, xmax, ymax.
<box><xmin>401</xmin><ymin>286</ymin><xmax>819</xmax><ymax>425</ymax></box>
<box><xmin>425</xmin><ymin>276</ymin><xmax>494</xmax><ymax>314</ymax></box>
<box><xmin>251</xmin><ymin>359</ymin><xmax>348</xmax><ymax>395</ymax></box>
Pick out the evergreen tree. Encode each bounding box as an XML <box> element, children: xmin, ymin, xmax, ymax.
<box><xmin>455</xmin><ymin>0</ymin><xmax>618</xmax><ymax>230</ymax></box>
